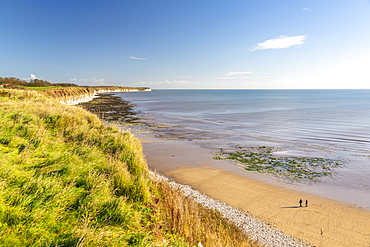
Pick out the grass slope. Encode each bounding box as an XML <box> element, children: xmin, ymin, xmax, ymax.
<box><xmin>0</xmin><ymin>89</ymin><xmax>152</xmax><ymax>246</ymax></box>
<box><xmin>0</xmin><ymin>89</ymin><xmax>254</xmax><ymax>247</ymax></box>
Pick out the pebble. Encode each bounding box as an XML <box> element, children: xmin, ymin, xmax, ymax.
<box><xmin>150</xmin><ymin>171</ymin><xmax>313</xmax><ymax>247</ymax></box>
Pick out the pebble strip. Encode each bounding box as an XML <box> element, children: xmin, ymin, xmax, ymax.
<box><xmin>150</xmin><ymin>171</ymin><xmax>312</xmax><ymax>247</ymax></box>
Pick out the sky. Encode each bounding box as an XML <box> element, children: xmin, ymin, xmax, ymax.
<box><xmin>1</xmin><ymin>0</ymin><xmax>370</xmax><ymax>89</ymax></box>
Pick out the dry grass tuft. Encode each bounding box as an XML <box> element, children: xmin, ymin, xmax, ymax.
<box><xmin>150</xmin><ymin>179</ymin><xmax>257</xmax><ymax>246</ymax></box>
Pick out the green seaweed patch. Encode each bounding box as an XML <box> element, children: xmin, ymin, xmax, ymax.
<box><xmin>214</xmin><ymin>146</ymin><xmax>343</xmax><ymax>180</ymax></box>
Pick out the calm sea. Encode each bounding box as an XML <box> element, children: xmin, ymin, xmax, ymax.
<box><xmin>116</xmin><ymin>89</ymin><xmax>370</xmax><ymax>207</ymax></box>
<box><xmin>118</xmin><ymin>90</ymin><xmax>370</xmax><ymax>155</ymax></box>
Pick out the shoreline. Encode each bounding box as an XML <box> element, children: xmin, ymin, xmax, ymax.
<box><xmin>151</xmin><ymin>170</ymin><xmax>311</xmax><ymax>247</ymax></box>
<box><xmin>117</xmin><ymin>90</ymin><xmax>370</xmax><ymax>210</ymax></box>
<box><xmin>60</xmin><ymin>88</ymin><xmax>151</xmax><ymax>105</ymax></box>
<box><xmin>140</xmin><ymin>134</ymin><xmax>370</xmax><ymax>247</ymax></box>
<box><xmin>77</xmin><ymin>92</ymin><xmax>370</xmax><ymax>246</ymax></box>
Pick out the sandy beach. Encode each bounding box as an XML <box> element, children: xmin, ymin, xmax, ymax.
<box><xmin>140</xmin><ymin>135</ymin><xmax>370</xmax><ymax>247</ymax></box>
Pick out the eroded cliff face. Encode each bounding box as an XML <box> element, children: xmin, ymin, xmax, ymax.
<box><xmin>36</xmin><ymin>86</ymin><xmax>150</xmax><ymax>104</ymax></box>
<box><xmin>38</xmin><ymin>87</ymin><xmax>95</xmax><ymax>103</ymax></box>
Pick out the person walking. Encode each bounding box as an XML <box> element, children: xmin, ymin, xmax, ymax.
<box><xmin>299</xmin><ymin>199</ymin><xmax>303</xmax><ymax>207</ymax></box>
<box><xmin>306</xmin><ymin>200</ymin><xmax>308</xmax><ymax>207</ymax></box>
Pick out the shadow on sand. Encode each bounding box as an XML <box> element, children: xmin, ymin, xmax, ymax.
<box><xmin>281</xmin><ymin>206</ymin><xmax>301</xmax><ymax>209</ymax></box>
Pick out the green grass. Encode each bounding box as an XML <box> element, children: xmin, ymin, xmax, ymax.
<box><xmin>0</xmin><ymin>89</ymin><xmax>152</xmax><ymax>246</ymax></box>
<box><xmin>0</xmin><ymin>89</ymin><xmax>256</xmax><ymax>247</ymax></box>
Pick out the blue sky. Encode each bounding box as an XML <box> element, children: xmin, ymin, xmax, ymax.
<box><xmin>1</xmin><ymin>0</ymin><xmax>370</xmax><ymax>89</ymax></box>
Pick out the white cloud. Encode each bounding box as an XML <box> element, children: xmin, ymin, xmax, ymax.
<box><xmin>210</xmin><ymin>77</ymin><xmax>237</xmax><ymax>80</ymax></box>
<box><xmin>211</xmin><ymin>70</ymin><xmax>253</xmax><ymax>79</ymax></box>
<box><xmin>226</xmin><ymin>71</ymin><xmax>253</xmax><ymax>76</ymax></box>
<box><xmin>241</xmin><ymin>76</ymin><xmax>270</xmax><ymax>79</ymax></box>
<box><xmin>22</xmin><ymin>74</ymin><xmax>41</xmax><ymax>81</ymax></box>
<box><xmin>250</xmin><ymin>35</ymin><xmax>306</xmax><ymax>51</ymax></box>
<box><xmin>302</xmin><ymin>8</ymin><xmax>311</xmax><ymax>11</ymax></box>
<box><xmin>70</xmin><ymin>77</ymin><xmax>105</xmax><ymax>85</ymax></box>
<box><xmin>128</xmin><ymin>56</ymin><xmax>147</xmax><ymax>60</ymax></box>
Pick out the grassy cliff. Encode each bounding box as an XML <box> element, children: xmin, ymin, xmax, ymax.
<box><xmin>0</xmin><ymin>89</ymin><xmax>254</xmax><ymax>246</ymax></box>
<box><xmin>30</xmin><ymin>86</ymin><xmax>150</xmax><ymax>103</ymax></box>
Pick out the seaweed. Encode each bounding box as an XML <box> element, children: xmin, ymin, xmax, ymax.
<box><xmin>214</xmin><ymin>146</ymin><xmax>343</xmax><ymax>181</ymax></box>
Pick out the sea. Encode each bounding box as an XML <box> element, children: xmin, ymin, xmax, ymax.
<box><xmin>115</xmin><ymin>89</ymin><xmax>370</xmax><ymax>209</ymax></box>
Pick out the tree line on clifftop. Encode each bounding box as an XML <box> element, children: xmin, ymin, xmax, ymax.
<box><xmin>0</xmin><ymin>76</ymin><xmax>78</xmax><ymax>87</ymax></box>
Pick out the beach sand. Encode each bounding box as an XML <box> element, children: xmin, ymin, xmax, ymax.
<box><xmin>141</xmin><ymin>136</ymin><xmax>370</xmax><ymax>247</ymax></box>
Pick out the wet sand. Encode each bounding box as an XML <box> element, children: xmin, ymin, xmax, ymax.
<box><xmin>141</xmin><ymin>135</ymin><xmax>370</xmax><ymax>247</ymax></box>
